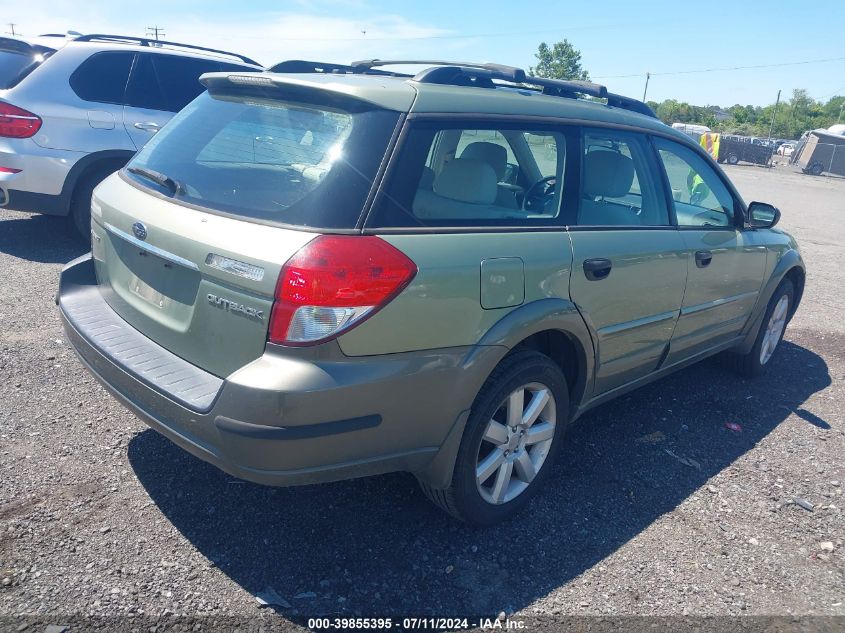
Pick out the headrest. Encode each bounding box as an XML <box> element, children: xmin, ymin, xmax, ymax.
<box><xmin>418</xmin><ymin>165</ymin><xmax>435</xmax><ymax>190</ymax></box>
<box><xmin>433</xmin><ymin>158</ymin><xmax>498</xmax><ymax>205</ymax></box>
<box><xmin>583</xmin><ymin>150</ymin><xmax>635</xmax><ymax>198</ymax></box>
<box><xmin>460</xmin><ymin>142</ymin><xmax>508</xmax><ymax>179</ymax></box>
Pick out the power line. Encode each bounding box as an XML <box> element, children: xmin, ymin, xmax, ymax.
<box><xmin>146</xmin><ymin>26</ymin><xmax>165</xmax><ymax>41</ymax></box>
<box><xmin>181</xmin><ymin>20</ymin><xmax>679</xmax><ymax>43</ymax></box>
<box><xmin>594</xmin><ymin>55</ymin><xmax>845</xmax><ymax>79</ymax></box>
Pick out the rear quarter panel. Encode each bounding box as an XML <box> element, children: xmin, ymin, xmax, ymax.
<box><xmin>337</xmin><ymin>231</ymin><xmax>573</xmax><ymax>356</ymax></box>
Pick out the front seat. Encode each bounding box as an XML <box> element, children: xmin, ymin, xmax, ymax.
<box><xmin>412</xmin><ymin>158</ymin><xmax>505</xmax><ymax>220</ymax></box>
<box><xmin>460</xmin><ymin>142</ymin><xmax>519</xmax><ymax>209</ymax></box>
<box><xmin>579</xmin><ymin>150</ymin><xmax>641</xmax><ymax>225</ymax></box>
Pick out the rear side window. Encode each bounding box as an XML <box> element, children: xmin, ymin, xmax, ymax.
<box><xmin>368</xmin><ymin>122</ymin><xmax>572</xmax><ymax>228</ymax></box>
<box><xmin>70</xmin><ymin>51</ymin><xmax>134</xmax><ymax>104</ymax></box>
<box><xmin>576</xmin><ymin>130</ymin><xmax>669</xmax><ymax>227</ymax></box>
<box><xmin>124</xmin><ymin>89</ymin><xmax>400</xmax><ymax>229</ymax></box>
<box><xmin>126</xmin><ymin>55</ymin><xmax>250</xmax><ymax>113</ymax></box>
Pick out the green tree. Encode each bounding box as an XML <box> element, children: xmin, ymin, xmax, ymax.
<box><xmin>529</xmin><ymin>40</ymin><xmax>590</xmax><ymax>80</ymax></box>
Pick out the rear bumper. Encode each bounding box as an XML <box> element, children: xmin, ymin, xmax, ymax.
<box><xmin>59</xmin><ymin>254</ymin><xmax>501</xmax><ymax>487</ymax></box>
<box><xmin>0</xmin><ymin>140</ymin><xmax>81</xmax><ymax>213</ymax></box>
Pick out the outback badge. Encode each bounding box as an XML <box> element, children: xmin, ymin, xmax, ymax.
<box><xmin>207</xmin><ymin>293</ymin><xmax>264</xmax><ymax>321</ymax></box>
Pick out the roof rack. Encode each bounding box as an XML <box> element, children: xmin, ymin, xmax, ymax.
<box><xmin>71</xmin><ymin>34</ymin><xmax>260</xmax><ymax>66</ymax></box>
<box><xmin>268</xmin><ymin>58</ymin><xmax>657</xmax><ymax>118</ymax></box>
<box><xmin>269</xmin><ymin>59</ymin><xmax>410</xmax><ymax>77</ymax></box>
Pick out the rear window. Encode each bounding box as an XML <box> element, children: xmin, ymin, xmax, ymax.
<box><xmin>0</xmin><ymin>47</ymin><xmax>53</xmax><ymax>89</ymax></box>
<box><xmin>124</xmin><ymin>89</ymin><xmax>400</xmax><ymax>229</ymax></box>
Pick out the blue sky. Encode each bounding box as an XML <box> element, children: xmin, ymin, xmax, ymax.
<box><xmin>9</xmin><ymin>0</ymin><xmax>845</xmax><ymax>106</ymax></box>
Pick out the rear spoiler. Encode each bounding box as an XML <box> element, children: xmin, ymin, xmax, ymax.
<box><xmin>198</xmin><ymin>72</ymin><xmax>415</xmax><ymax>112</ymax></box>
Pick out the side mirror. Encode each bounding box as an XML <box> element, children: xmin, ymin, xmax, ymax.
<box><xmin>503</xmin><ymin>162</ymin><xmax>519</xmax><ymax>185</ymax></box>
<box><xmin>747</xmin><ymin>201</ymin><xmax>781</xmax><ymax>229</ymax></box>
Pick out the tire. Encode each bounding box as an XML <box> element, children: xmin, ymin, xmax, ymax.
<box><xmin>70</xmin><ymin>167</ymin><xmax>119</xmax><ymax>241</ymax></box>
<box><xmin>730</xmin><ymin>279</ymin><xmax>794</xmax><ymax>378</ymax></box>
<box><xmin>727</xmin><ymin>154</ymin><xmax>739</xmax><ymax>165</ymax></box>
<box><xmin>419</xmin><ymin>350</ymin><xmax>569</xmax><ymax>525</ymax></box>
<box><xmin>807</xmin><ymin>162</ymin><xmax>824</xmax><ymax>176</ymax></box>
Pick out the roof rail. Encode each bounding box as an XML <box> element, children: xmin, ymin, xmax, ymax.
<box><xmin>267</xmin><ymin>58</ymin><xmax>657</xmax><ymax>119</ymax></box>
<box><xmin>351</xmin><ymin>59</ymin><xmax>526</xmax><ymax>82</ymax></box>
<box><xmin>71</xmin><ymin>34</ymin><xmax>260</xmax><ymax>66</ymax></box>
<box><xmin>269</xmin><ymin>59</ymin><xmax>409</xmax><ymax>77</ymax></box>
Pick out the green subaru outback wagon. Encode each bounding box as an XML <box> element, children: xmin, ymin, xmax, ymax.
<box><xmin>59</xmin><ymin>60</ymin><xmax>804</xmax><ymax>525</ymax></box>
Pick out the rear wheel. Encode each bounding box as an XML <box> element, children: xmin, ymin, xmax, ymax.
<box><xmin>70</xmin><ymin>166</ymin><xmax>121</xmax><ymax>240</ymax></box>
<box><xmin>727</xmin><ymin>153</ymin><xmax>739</xmax><ymax>165</ymax></box>
<box><xmin>419</xmin><ymin>350</ymin><xmax>568</xmax><ymax>525</ymax></box>
<box><xmin>730</xmin><ymin>279</ymin><xmax>794</xmax><ymax>378</ymax></box>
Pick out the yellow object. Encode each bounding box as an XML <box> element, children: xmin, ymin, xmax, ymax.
<box><xmin>700</xmin><ymin>132</ymin><xmax>720</xmax><ymax>161</ymax></box>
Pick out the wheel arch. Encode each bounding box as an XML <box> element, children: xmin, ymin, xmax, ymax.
<box><xmin>60</xmin><ymin>149</ymin><xmax>136</xmax><ymax>216</ymax></box>
<box><xmin>737</xmin><ymin>249</ymin><xmax>805</xmax><ymax>354</ymax></box>
<box><xmin>416</xmin><ymin>298</ymin><xmax>595</xmax><ymax>490</ymax></box>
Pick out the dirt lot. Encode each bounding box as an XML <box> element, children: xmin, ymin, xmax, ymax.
<box><xmin>0</xmin><ymin>164</ymin><xmax>843</xmax><ymax>630</ymax></box>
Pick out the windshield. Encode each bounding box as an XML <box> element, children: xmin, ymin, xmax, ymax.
<box><xmin>125</xmin><ymin>89</ymin><xmax>400</xmax><ymax>229</ymax></box>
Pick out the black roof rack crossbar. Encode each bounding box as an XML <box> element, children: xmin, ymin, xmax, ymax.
<box><xmin>606</xmin><ymin>92</ymin><xmax>657</xmax><ymax>118</ymax></box>
<box><xmin>72</xmin><ymin>34</ymin><xmax>260</xmax><ymax>66</ymax></box>
<box><xmin>269</xmin><ymin>59</ymin><xmax>410</xmax><ymax>77</ymax></box>
<box><xmin>524</xmin><ymin>76</ymin><xmax>608</xmax><ymax>100</ymax></box>
<box><xmin>413</xmin><ymin>65</ymin><xmax>527</xmax><ymax>87</ymax></box>
<box><xmin>352</xmin><ymin>59</ymin><xmax>526</xmax><ymax>82</ymax></box>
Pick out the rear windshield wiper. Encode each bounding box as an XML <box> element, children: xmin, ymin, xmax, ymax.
<box><xmin>127</xmin><ymin>166</ymin><xmax>184</xmax><ymax>196</ymax></box>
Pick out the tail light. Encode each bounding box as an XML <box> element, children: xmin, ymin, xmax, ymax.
<box><xmin>0</xmin><ymin>103</ymin><xmax>42</xmax><ymax>139</ymax></box>
<box><xmin>269</xmin><ymin>235</ymin><xmax>417</xmax><ymax>346</ymax></box>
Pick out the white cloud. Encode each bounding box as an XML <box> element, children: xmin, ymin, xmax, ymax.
<box><xmin>6</xmin><ymin>3</ymin><xmax>466</xmax><ymax>68</ymax></box>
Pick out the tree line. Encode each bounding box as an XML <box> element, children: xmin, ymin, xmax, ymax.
<box><xmin>647</xmin><ymin>92</ymin><xmax>844</xmax><ymax>140</ymax></box>
<box><xmin>531</xmin><ymin>40</ymin><xmax>844</xmax><ymax>140</ymax></box>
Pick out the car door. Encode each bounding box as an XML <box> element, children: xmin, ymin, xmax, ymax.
<box><xmin>567</xmin><ymin>129</ymin><xmax>688</xmax><ymax>395</ymax></box>
<box><xmin>653</xmin><ymin>137</ymin><xmax>767</xmax><ymax>364</ymax></box>
<box><xmin>123</xmin><ymin>54</ymin><xmax>227</xmax><ymax>149</ymax></box>
<box><xmin>58</xmin><ymin>50</ymin><xmax>136</xmax><ymax>153</ymax></box>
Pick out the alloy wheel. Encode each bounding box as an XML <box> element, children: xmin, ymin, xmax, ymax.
<box><xmin>475</xmin><ymin>382</ymin><xmax>556</xmax><ymax>505</ymax></box>
<box><xmin>760</xmin><ymin>294</ymin><xmax>789</xmax><ymax>365</ymax></box>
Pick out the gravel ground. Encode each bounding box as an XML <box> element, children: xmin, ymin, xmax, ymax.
<box><xmin>0</xmin><ymin>164</ymin><xmax>843</xmax><ymax>630</ymax></box>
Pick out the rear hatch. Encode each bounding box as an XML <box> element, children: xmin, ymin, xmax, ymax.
<box><xmin>92</xmin><ymin>74</ymin><xmax>406</xmax><ymax>377</ymax></box>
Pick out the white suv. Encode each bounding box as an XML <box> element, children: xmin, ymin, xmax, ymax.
<box><xmin>0</xmin><ymin>33</ymin><xmax>261</xmax><ymax>236</ymax></box>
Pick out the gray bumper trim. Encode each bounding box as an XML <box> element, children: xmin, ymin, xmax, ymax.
<box><xmin>58</xmin><ymin>254</ymin><xmax>223</xmax><ymax>412</ymax></box>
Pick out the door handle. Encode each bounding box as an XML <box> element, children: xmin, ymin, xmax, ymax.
<box><xmin>583</xmin><ymin>258</ymin><xmax>612</xmax><ymax>281</ymax></box>
<box><xmin>695</xmin><ymin>250</ymin><xmax>713</xmax><ymax>268</ymax></box>
<box><xmin>133</xmin><ymin>122</ymin><xmax>161</xmax><ymax>132</ymax></box>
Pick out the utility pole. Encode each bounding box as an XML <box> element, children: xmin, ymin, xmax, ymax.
<box><xmin>6</xmin><ymin>23</ymin><xmax>17</xmax><ymax>36</ymax></box>
<box><xmin>768</xmin><ymin>90</ymin><xmax>781</xmax><ymax>140</ymax></box>
<box><xmin>146</xmin><ymin>26</ymin><xmax>165</xmax><ymax>41</ymax></box>
<box><xmin>642</xmin><ymin>72</ymin><xmax>651</xmax><ymax>102</ymax></box>
<box><xmin>838</xmin><ymin>101</ymin><xmax>844</xmax><ymax>124</ymax></box>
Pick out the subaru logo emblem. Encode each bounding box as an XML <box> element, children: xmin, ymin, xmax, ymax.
<box><xmin>132</xmin><ymin>222</ymin><xmax>148</xmax><ymax>241</ymax></box>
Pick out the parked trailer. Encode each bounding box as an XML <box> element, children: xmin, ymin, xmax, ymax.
<box><xmin>793</xmin><ymin>129</ymin><xmax>845</xmax><ymax>177</ymax></box>
<box><xmin>699</xmin><ymin>133</ymin><xmax>773</xmax><ymax>167</ymax></box>
<box><xmin>717</xmin><ymin>135</ymin><xmax>773</xmax><ymax>166</ymax></box>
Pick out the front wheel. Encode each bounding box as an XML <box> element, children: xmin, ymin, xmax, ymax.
<box><xmin>731</xmin><ymin>279</ymin><xmax>794</xmax><ymax>378</ymax></box>
<box><xmin>727</xmin><ymin>154</ymin><xmax>740</xmax><ymax>165</ymax></box>
<box><xmin>419</xmin><ymin>350</ymin><xmax>568</xmax><ymax>525</ymax></box>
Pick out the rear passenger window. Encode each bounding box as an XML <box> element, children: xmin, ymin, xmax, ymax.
<box><xmin>577</xmin><ymin>131</ymin><xmax>669</xmax><ymax>227</ymax></box>
<box><xmin>70</xmin><ymin>52</ymin><xmax>134</xmax><ymax>104</ymax></box>
<box><xmin>126</xmin><ymin>54</ymin><xmax>234</xmax><ymax>113</ymax></box>
<box><xmin>368</xmin><ymin>123</ymin><xmax>570</xmax><ymax>228</ymax></box>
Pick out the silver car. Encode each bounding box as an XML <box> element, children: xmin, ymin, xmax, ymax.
<box><xmin>0</xmin><ymin>33</ymin><xmax>260</xmax><ymax>236</ymax></box>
